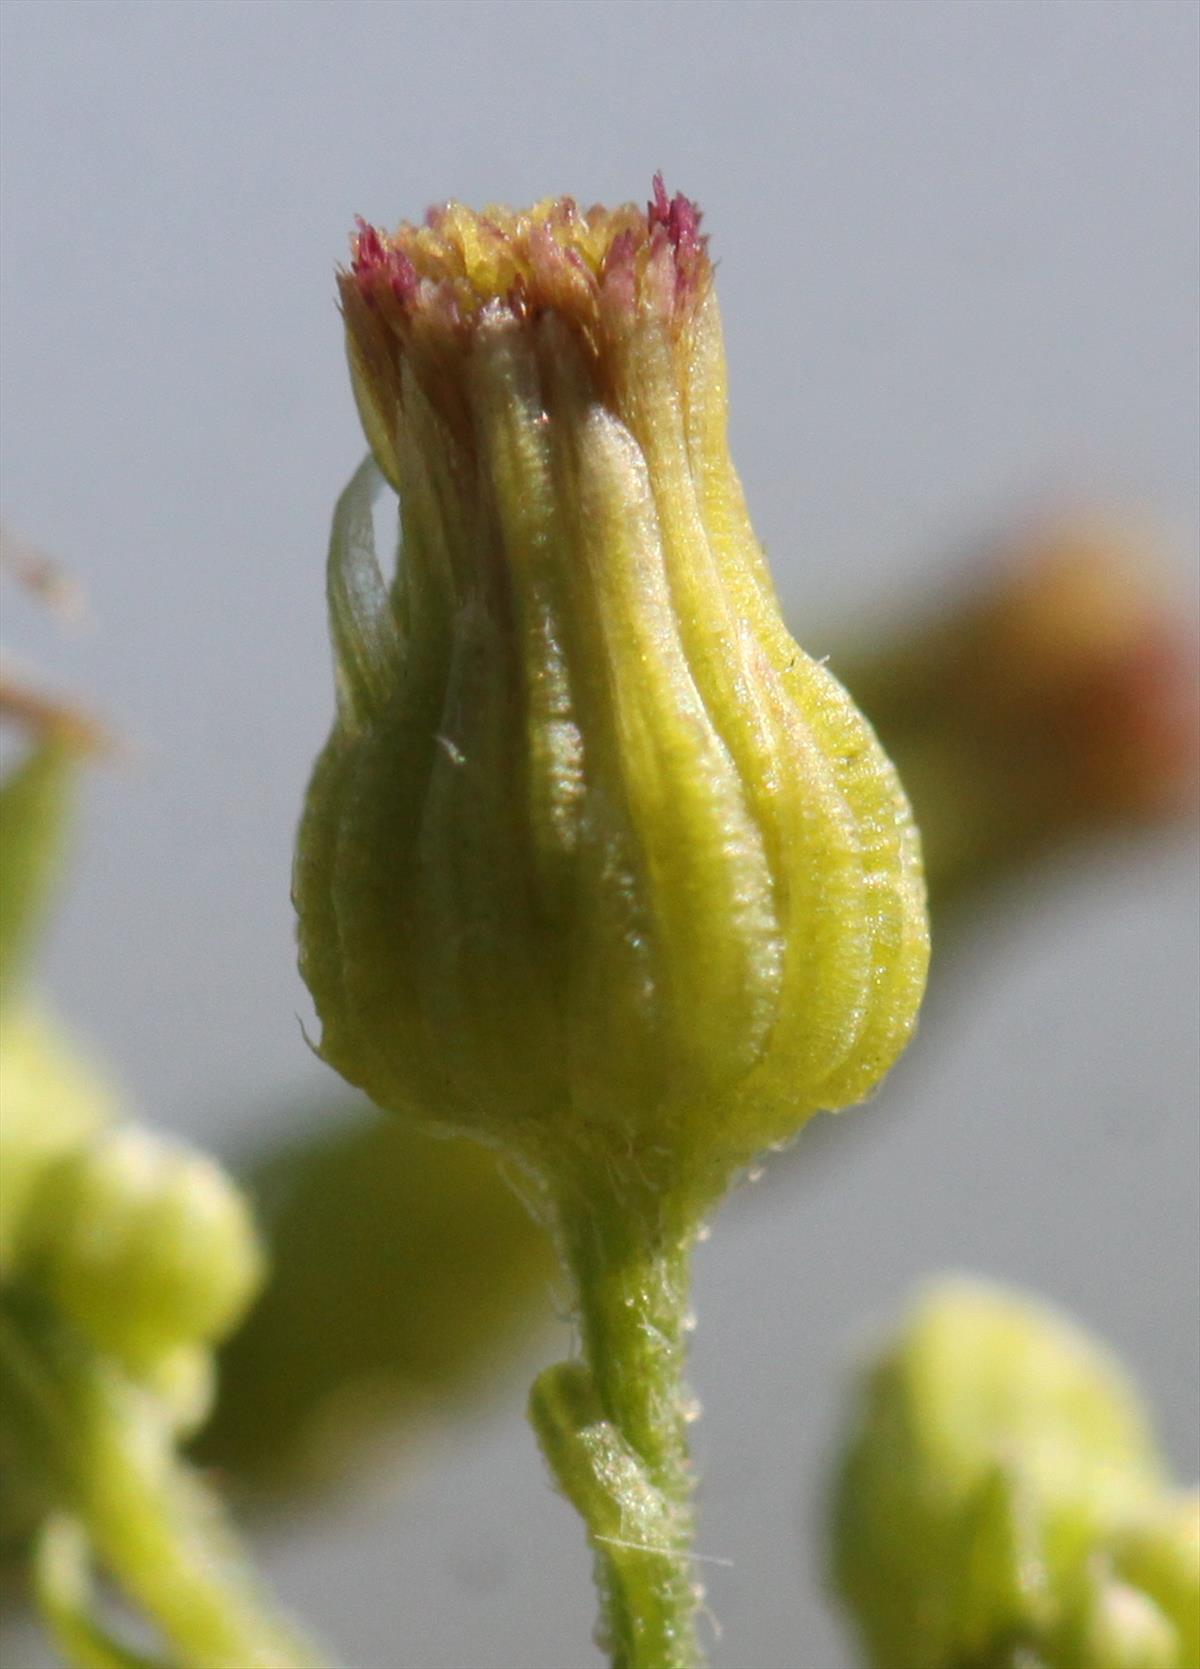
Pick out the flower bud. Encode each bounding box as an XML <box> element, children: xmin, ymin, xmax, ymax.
<box><xmin>974</xmin><ymin>522</ymin><xmax>1199</xmax><ymax>822</ymax></box>
<box><xmin>831</xmin><ymin>1280</ymin><xmax>1170</xmax><ymax>1669</ymax></box>
<box><xmin>843</xmin><ymin>519</ymin><xmax>1200</xmax><ymax>909</ymax></box>
<box><xmin>297</xmin><ymin>181</ymin><xmax>928</xmax><ymax>1204</ymax></box>
<box><xmin>19</xmin><ymin>1125</ymin><xmax>264</xmax><ymax>1373</ymax></box>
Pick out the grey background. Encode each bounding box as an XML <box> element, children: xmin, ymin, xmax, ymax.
<box><xmin>1</xmin><ymin>2</ymin><xmax>1197</xmax><ymax>1666</ymax></box>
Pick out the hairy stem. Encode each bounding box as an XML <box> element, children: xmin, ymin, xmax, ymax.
<box><xmin>531</xmin><ymin>1176</ymin><xmax>702</xmax><ymax>1669</ymax></box>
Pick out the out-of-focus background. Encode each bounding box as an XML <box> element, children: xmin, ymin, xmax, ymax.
<box><xmin>1</xmin><ymin>3</ymin><xmax>1197</xmax><ymax>1666</ymax></box>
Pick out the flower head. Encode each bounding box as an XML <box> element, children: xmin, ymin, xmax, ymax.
<box><xmin>298</xmin><ymin>181</ymin><xmax>929</xmax><ymax>1208</ymax></box>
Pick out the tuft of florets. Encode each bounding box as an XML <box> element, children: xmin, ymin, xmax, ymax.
<box><xmin>344</xmin><ymin>174</ymin><xmax>709</xmax><ymax>331</ymax></box>
<box><xmin>338</xmin><ymin>178</ymin><xmax>713</xmax><ymax>482</ymax></box>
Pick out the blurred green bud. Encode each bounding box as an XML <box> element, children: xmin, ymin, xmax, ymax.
<box><xmin>297</xmin><ymin>181</ymin><xmax>928</xmax><ymax>1212</ymax></box>
<box><xmin>831</xmin><ymin>1279</ymin><xmax>1172</xmax><ymax>1669</ymax></box>
<box><xmin>0</xmin><ymin>1006</ymin><xmax>115</xmax><ymax>1279</ymax></box>
<box><xmin>1110</xmin><ymin>1493</ymin><xmax>1200</xmax><ymax>1669</ymax></box>
<box><xmin>19</xmin><ymin>1125</ymin><xmax>264</xmax><ymax>1373</ymax></box>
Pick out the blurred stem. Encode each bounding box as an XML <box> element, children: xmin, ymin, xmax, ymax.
<box><xmin>0</xmin><ymin>735</ymin><xmax>75</xmax><ymax>1002</ymax></box>
<box><xmin>34</xmin><ymin>1515</ymin><xmax>171</xmax><ymax>1669</ymax></box>
<box><xmin>0</xmin><ymin>1291</ymin><xmax>322</xmax><ymax>1669</ymax></box>
<box><xmin>531</xmin><ymin>1177</ymin><xmax>701</xmax><ymax>1669</ymax></box>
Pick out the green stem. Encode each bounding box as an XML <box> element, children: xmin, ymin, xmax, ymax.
<box><xmin>1</xmin><ymin>1291</ymin><xmax>323</xmax><ymax>1669</ymax></box>
<box><xmin>530</xmin><ymin>1177</ymin><xmax>702</xmax><ymax>1669</ymax></box>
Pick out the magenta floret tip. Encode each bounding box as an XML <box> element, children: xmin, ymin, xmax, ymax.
<box><xmin>648</xmin><ymin>172</ymin><xmax>703</xmax><ymax>256</ymax></box>
<box><xmin>350</xmin><ymin>215</ymin><xmax>417</xmax><ymax>302</ymax></box>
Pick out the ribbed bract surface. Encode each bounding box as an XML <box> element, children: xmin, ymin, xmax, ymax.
<box><xmin>296</xmin><ymin>186</ymin><xmax>929</xmax><ymax>1202</ymax></box>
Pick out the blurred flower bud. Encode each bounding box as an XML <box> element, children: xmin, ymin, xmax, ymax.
<box><xmin>19</xmin><ymin>1126</ymin><xmax>264</xmax><ymax>1373</ymax></box>
<box><xmin>297</xmin><ymin>181</ymin><xmax>928</xmax><ymax>1210</ymax></box>
<box><xmin>831</xmin><ymin>1279</ymin><xmax>1176</xmax><ymax>1669</ymax></box>
<box><xmin>841</xmin><ymin>520</ymin><xmax>1200</xmax><ymax>911</ymax></box>
<box><xmin>968</xmin><ymin>522</ymin><xmax>1199</xmax><ymax>821</ymax></box>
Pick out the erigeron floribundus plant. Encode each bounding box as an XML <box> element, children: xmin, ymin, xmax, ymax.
<box><xmin>296</xmin><ymin>178</ymin><xmax>929</xmax><ymax>1666</ymax></box>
